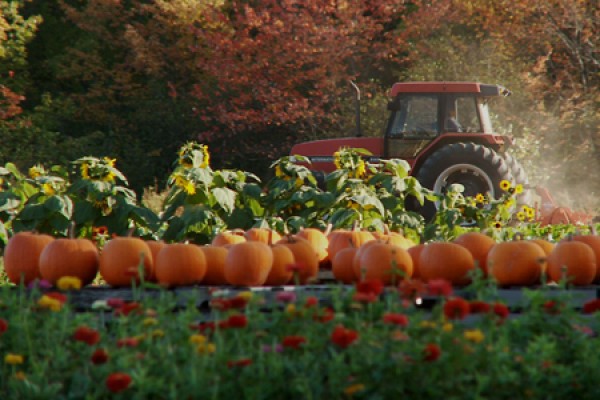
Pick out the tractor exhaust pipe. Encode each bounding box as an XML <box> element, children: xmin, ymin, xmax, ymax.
<box><xmin>350</xmin><ymin>80</ymin><xmax>362</xmax><ymax>137</ymax></box>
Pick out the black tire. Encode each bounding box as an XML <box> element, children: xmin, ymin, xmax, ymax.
<box><xmin>503</xmin><ymin>152</ymin><xmax>532</xmax><ymax>206</ymax></box>
<box><xmin>414</xmin><ymin>142</ymin><xmax>513</xmax><ymax>220</ymax></box>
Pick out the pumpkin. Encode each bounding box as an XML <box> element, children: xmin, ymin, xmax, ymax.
<box><xmin>332</xmin><ymin>247</ymin><xmax>358</xmax><ymax>284</ymax></box>
<box><xmin>144</xmin><ymin>240</ymin><xmax>166</xmax><ymax>282</ymax></box>
<box><xmin>355</xmin><ymin>242</ymin><xmax>413</xmax><ymax>285</ymax></box>
<box><xmin>39</xmin><ymin>238</ymin><xmax>99</xmax><ymax>285</ymax></box>
<box><xmin>487</xmin><ymin>241</ymin><xmax>546</xmax><ymax>287</ymax></box>
<box><xmin>547</xmin><ymin>240</ymin><xmax>596</xmax><ymax>286</ymax></box>
<box><xmin>296</xmin><ymin>227</ymin><xmax>330</xmax><ymax>265</ymax></box>
<box><xmin>244</xmin><ymin>228</ymin><xmax>282</xmax><ymax>245</ymax></box>
<box><xmin>528</xmin><ymin>239</ymin><xmax>555</xmax><ymax>257</ymax></box>
<box><xmin>155</xmin><ymin>243</ymin><xmax>207</xmax><ymax>287</ymax></box>
<box><xmin>276</xmin><ymin>235</ymin><xmax>320</xmax><ymax>284</ymax></box>
<box><xmin>372</xmin><ymin>227</ymin><xmax>415</xmax><ymax>250</ymax></box>
<box><xmin>99</xmin><ymin>237</ymin><xmax>153</xmax><ymax>287</ymax></box>
<box><xmin>224</xmin><ymin>241</ymin><xmax>273</xmax><ymax>286</ymax></box>
<box><xmin>407</xmin><ymin>244</ymin><xmax>426</xmax><ymax>280</ymax></box>
<box><xmin>352</xmin><ymin>239</ymin><xmax>385</xmax><ymax>279</ymax></box>
<box><xmin>211</xmin><ymin>230</ymin><xmax>247</xmax><ymax>247</ymax></box>
<box><xmin>419</xmin><ymin>242</ymin><xmax>475</xmax><ymax>286</ymax></box>
<box><xmin>200</xmin><ymin>245</ymin><xmax>229</xmax><ymax>286</ymax></box>
<box><xmin>570</xmin><ymin>234</ymin><xmax>600</xmax><ymax>282</ymax></box>
<box><xmin>3</xmin><ymin>232</ymin><xmax>54</xmax><ymax>285</ymax></box>
<box><xmin>453</xmin><ymin>232</ymin><xmax>496</xmax><ymax>276</ymax></box>
<box><xmin>264</xmin><ymin>244</ymin><xmax>295</xmax><ymax>286</ymax></box>
<box><xmin>327</xmin><ymin>228</ymin><xmax>374</xmax><ymax>262</ymax></box>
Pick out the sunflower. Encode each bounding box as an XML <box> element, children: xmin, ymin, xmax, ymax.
<box><xmin>355</xmin><ymin>159</ymin><xmax>366</xmax><ymax>178</ymax></box>
<box><xmin>492</xmin><ymin>221</ymin><xmax>503</xmax><ymax>229</ymax></box>
<box><xmin>41</xmin><ymin>183</ymin><xmax>56</xmax><ymax>196</ymax></box>
<box><xmin>500</xmin><ymin>180</ymin><xmax>511</xmax><ymax>191</ymax></box>
<box><xmin>80</xmin><ymin>163</ymin><xmax>90</xmax><ymax>180</ymax></box>
<box><xmin>333</xmin><ymin>151</ymin><xmax>342</xmax><ymax>169</ymax></box>
<box><xmin>524</xmin><ymin>206</ymin><xmax>536</xmax><ymax>220</ymax></box>
<box><xmin>475</xmin><ymin>193</ymin><xmax>485</xmax><ymax>203</ymax></box>
<box><xmin>103</xmin><ymin>157</ymin><xmax>116</xmax><ymax>168</ymax></box>
<box><xmin>516</xmin><ymin>211</ymin><xmax>526</xmax><ymax>221</ymax></box>
<box><xmin>28</xmin><ymin>165</ymin><xmax>45</xmax><ymax>179</ymax></box>
<box><xmin>102</xmin><ymin>172</ymin><xmax>116</xmax><ymax>183</ymax></box>
<box><xmin>514</xmin><ymin>184</ymin><xmax>524</xmax><ymax>194</ymax></box>
<box><xmin>200</xmin><ymin>145</ymin><xmax>210</xmax><ymax>169</ymax></box>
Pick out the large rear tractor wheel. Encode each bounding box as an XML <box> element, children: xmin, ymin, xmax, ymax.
<box><xmin>414</xmin><ymin>143</ymin><xmax>513</xmax><ymax>220</ymax></box>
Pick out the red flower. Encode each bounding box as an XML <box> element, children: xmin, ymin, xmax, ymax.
<box><xmin>91</xmin><ymin>348</ymin><xmax>109</xmax><ymax>365</ymax></box>
<box><xmin>117</xmin><ymin>337</ymin><xmax>139</xmax><ymax>348</ymax></box>
<box><xmin>492</xmin><ymin>303</ymin><xmax>510</xmax><ymax>320</ymax></box>
<box><xmin>544</xmin><ymin>300</ymin><xmax>562</xmax><ymax>315</ymax></box>
<box><xmin>352</xmin><ymin>292</ymin><xmax>379</xmax><ymax>303</ymax></box>
<box><xmin>191</xmin><ymin>321</ymin><xmax>216</xmax><ymax>333</ymax></box>
<box><xmin>469</xmin><ymin>300</ymin><xmax>491</xmax><ymax>314</ymax></box>
<box><xmin>229</xmin><ymin>296</ymin><xmax>249</xmax><ymax>309</ymax></box>
<box><xmin>0</xmin><ymin>318</ymin><xmax>8</xmax><ymax>335</ymax></box>
<box><xmin>106</xmin><ymin>372</ymin><xmax>132</xmax><ymax>393</ymax></box>
<box><xmin>282</xmin><ymin>335</ymin><xmax>307</xmax><ymax>349</ymax></box>
<box><xmin>356</xmin><ymin>279</ymin><xmax>384</xmax><ymax>296</ymax></box>
<box><xmin>73</xmin><ymin>326</ymin><xmax>101</xmax><ymax>346</ymax></box>
<box><xmin>582</xmin><ymin>299</ymin><xmax>600</xmax><ymax>314</ymax></box>
<box><xmin>427</xmin><ymin>279</ymin><xmax>453</xmax><ymax>297</ymax></box>
<box><xmin>313</xmin><ymin>307</ymin><xmax>335</xmax><ymax>323</ymax></box>
<box><xmin>210</xmin><ymin>298</ymin><xmax>232</xmax><ymax>311</ymax></box>
<box><xmin>227</xmin><ymin>358</ymin><xmax>253</xmax><ymax>368</ymax></box>
<box><xmin>45</xmin><ymin>292</ymin><xmax>68</xmax><ymax>304</ymax></box>
<box><xmin>304</xmin><ymin>296</ymin><xmax>319</xmax><ymax>308</ymax></box>
<box><xmin>107</xmin><ymin>298</ymin><xmax>126</xmax><ymax>309</ymax></box>
<box><xmin>443</xmin><ymin>297</ymin><xmax>470</xmax><ymax>320</ymax></box>
<box><xmin>226</xmin><ymin>314</ymin><xmax>248</xmax><ymax>329</ymax></box>
<box><xmin>331</xmin><ymin>325</ymin><xmax>359</xmax><ymax>348</ymax></box>
<box><xmin>382</xmin><ymin>313</ymin><xmax>409</xmax><ymax>327</ymax></box>
<box><xmin>398</xmin><ymin>279</ymin><xmax>426</xmax><ymax>300</ymax></box>
<box><xmin>423</xmin><ymin>343</ymin><xmax>441</xmax><ymax>362</ymax></box>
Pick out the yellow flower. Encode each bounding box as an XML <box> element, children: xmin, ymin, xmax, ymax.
<box><xmin>333</xmin><ymin>152</ymin><xmax>341</xmax><ymax>169</ymax></box>
<box><xmin>197</xmin><ymin>342</ymin><xmax>216</xmax><ymax>355</ymax></box>
<box><xmin>285</xmin><ymin>304</ymin><xmax>297</xmax><ymax>315</ymax></box>
<box><xmin>524</xmin><ymin>206</ymin><xmax>535</xmax><ymax>219</ymax></box>
<box><xmin>151</xmin><ymin>329</ymin><xmax>165</xmax><ymax>338</ymax></box>
<box><xmin>504</xmin><ymin>198</ymin><xmax>515</xmax><ymax>208</ymax></box>
<box><xmin>492</xmin><ymin>221</ymin><xmax>503</xmax><ymax>229</ymax></box>
<box><xmin>189</xmin><ymin>334</ymin><xmax>207</xmax><ymax>345</ymax></box>
<box><xmin>475</xmin><ymin>193</ymin><xmax>485</xmax><ymax>203</ymax></box>
<box><xmin>514</xmin><ymin>184</ymin><xmax>523</xmax><ymax>194</ymax></box>
<box><xmin>237</xmin><ymin>291</ymin><xmax>253</xmax><ymax>302</ymax></box>
<box><xmin>56</xmin><ymin>276</ymin><xmax>82</xmax><ymax>291</ymax></box>
<box><xmin>41</xmin><ymin>183</ymin><xmax>56</xmax><ymax>196</ymax></box>
<box><xmin>28</xmin><ymin>165</ymin><xmax>44</xmax><ymax>179</ymax></box>
<box><xmin>103</xmin><ymin>157</ymin><xmax>116</xmax><ymax>167</ymax></box>
<box><xmin>275</xmin><ymin>165</ymin><xmax>284</xmax><ymax>177</ymax></box>
<box><xmin>355</xmin><ymin>159</ymin><xmax>366</xmax><ymax>178</ymax></box>
<box><xmin>200</xmin><ymin>146</ymin><xmax>210</xmax><ymax>168</ymax></box>
<box><xmin>4</xmin><ymin>354</ymin><xmax>24</xmax><ymax>365</ymax></box>
<box><xmin>343</xmin><ymin>383</ymin><xmax>366</xmax><ymax>396</ymax></box>
<box><xmin>500</xmin><ymin>180</ymin><xmax>511</xmax><ymax>191</ymax></box>
<box><xmin>295</xmin><ymin>177</ymin><xmax>303</xmax><ymax>187</ymax></box>
<box><xmin>13</xmin><ymin>371</ymin><xmax>26</xmax><ymax>380</ymax></box>
<box><xmin>38</xmin><ymin>295</ymin><xmax>63</xmax><ymax>311</ymax></box>
<box><xmin>80</xmin><ymin>163</ymin><xmax>90</xmax><ymax>180</ymax></box>
<box><xmin>419</xmin><ymin>320</ymin><xmax>436</xmax><ymax>329</ymax></box>
<box><xmin>516</xmin><ymin>211</ymin><xmax>526</xmax><ymax>221</ymax></box>
<box><xmin>464</xmin><ymin>329</ymin><xmax>485</xmax><ymax>343</ymax></box>
<box><xmin>102</xmin><ymin>172</ymin><xmax>115</xmax><ymax>183</ymax></box>
<box><xmin>442</xmin><ymin>322</ymin><xmax>453</xmax><ymax>332</ymax></box>
<box><xmin>143</xmin><ymin>317</ymin><xmax>158</xmax><ymax>327</ymax></box>
<box><xmin>183</xmin><ymin>181</ymin><xmax>196</xmax><ymax>195</ymax></box>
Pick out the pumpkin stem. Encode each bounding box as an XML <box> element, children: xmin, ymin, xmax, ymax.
<box><xmin>590</xmin><ymin>224</ymin><xmax>597</xmax><ymax>236</ymax></box>
<box><xmin>324</xmin><ymin>223</ymin><xmax>333</xmax><ymax>236</ymax></box>
<box><xmin>513</xmin><ymin>232</ymin><xmax>524</xmax><ymax>241</ymax></box>
<box><xmin>126</xmin><ymin>226</ymin><xmax>136</xmax><ymax>237</ymax></box>
<box><xmin>68</xmin><ymin>221</ymin><xmax>76</xmax><ymax>239</ymax></box>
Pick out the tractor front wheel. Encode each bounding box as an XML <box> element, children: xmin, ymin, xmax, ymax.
<box><xmin>414</xmin><ymin>142</ymin><xmax>513</xmax><ymax>220</ymax></box>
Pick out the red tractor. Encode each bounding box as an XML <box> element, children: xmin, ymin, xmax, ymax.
<box><xmin>291</xmin><ymin>81</ymin><xmax>531</xmax><ymax>220</ymax></box>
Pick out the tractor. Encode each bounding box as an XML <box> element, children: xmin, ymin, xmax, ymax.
<box><xmin>290</xmin><ymin>81</ymin><xmax>589</xmax><ymax>223</ymax></box>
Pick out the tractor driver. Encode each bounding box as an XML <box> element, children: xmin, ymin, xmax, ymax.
<box><xmin>446</xmin><ymin>108</ymin><xmax>463</xmax><ymax>132</ymax></box>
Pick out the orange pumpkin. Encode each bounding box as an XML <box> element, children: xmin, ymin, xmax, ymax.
<box><xmin>200</xmin><ymin>245</ymin><xmax>229</xmax><ymax>286</ymax></box>
<box><xmin>244</xmin><ymin>228</ymin><xmax>282</xmax><ymax>245</ymax></box>
<box><xmin>224</xmin><ymin>241</ymin><xmax>273</xmax><ymax>286</ymax></box>
<box><xmin>352</xmin><ymin>240</ymin><xmax>385</xmax><ymax>279</ymax></box>
<box><xmin>99</xmin><ymin>237</ymin><xmax>153</xmax><ymax>287</ymax></box>
<box><xmin>332</xmin><ymin>247</ymin><xmax>358</xmax><ymax>284</ymax></box>
<box><xmin>327</xmin><ymin>229</ymin><xmax>374</xmax><ymax>262</ymax></box>
<box><xmin>211</xmin><ymin>230</ymin><xmax>247</xmax><ymax>247</ymax></box>
<box><xmin>39</xmin><ymin>238</ymin><xmax>99</xmax><ymax>285</ymax></box>
<box><xmin>145</xmin><ymin>240</ymin><xmax>166</xmax><ymax>282</ymax></box>
<box><xmin>296</xmin><ymin>227</ymin><xmax>329</xmax><ymax>265</ymax></box>
<box><xmin>4</xmin><ymin>232</ymin><xmax>54</xmax><ymax>285</ymax></box>
<box><xmin>570</xmin><ymin>235</ymin><xmax>600</xmax><ymax>281</ymax></box>
<box><xmin>454</xmin><ymin>232</ymin><xmax>496</xmax><ymax>276</ymax></box>
<box><xmin>155</xmin><ymin>243</ymin><xmax>207</xmax><ymax>287</ymax></box>
<box><xmin>264</xmin><ymin>244</ymin><xmax>295</xmax><ymax>286</ymax></box>
<box><xmin>419</xmin><ymin>242</ymin><xmax>475</xmax><ymax>286</ymax></box>
<box><xmin>547</xmin><ymin>240</ymin><xmax>596</xmax><ymax>286</ymax></box>
<box><xmin>356</xmin><ymin>242</ymin><xmax>413</xmax><ymax>285</ymax></box>
<box><xmin>528</xmin><ymin>239</ymin><xmax>555</xmax><ymax>257</ymax></box>
<box><xmin>487</xmin><ymin>241</ymin><xmax>546</xmax><ymax>287</ymax></box>
<box><xmin>276</xmin><ymin>235</ymin><xmax>320</xmax><ymax>284</ymax></box>
<box><xmin>372</xmin><ymin>228</ymin><xmax>415</xmax><ymax>250</ymax></box>
<box><xmin>407</xmin><ymin>244</ymin><xmax>426</xmax><ymax>280</ymax></box>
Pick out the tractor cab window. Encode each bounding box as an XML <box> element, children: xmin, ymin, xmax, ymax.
<box><xmin>389</xmin><ymin>95</ymin><xmax>439</xmax><ymax>137</ymax></box>
<box><xmin>446</xmin><ymin>96</ymin><xmax>481</xmax><ymax>133</ymax></box>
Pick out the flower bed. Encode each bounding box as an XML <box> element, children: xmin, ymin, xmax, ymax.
<box><xmin>2</xmin><ymin>278</ymin><xmax>600</xmax><ymax>399</ymax></box>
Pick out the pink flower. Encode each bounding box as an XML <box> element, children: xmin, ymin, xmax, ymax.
<box><xmin>276</xmin><ymin>291</ymin><xmax>297</xmax><ymax>303</ymax></box>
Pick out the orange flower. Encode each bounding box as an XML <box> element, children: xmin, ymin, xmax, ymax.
<box><xmin>106</xmin><ymin>372</ymin><xmax>132</xmax><ymax>393</ymax></box>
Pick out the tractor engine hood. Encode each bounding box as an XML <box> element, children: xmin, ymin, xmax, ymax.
<box><xmin>290</xmin><ymin>137</ymin><xmax>383</xmax><ymax>172</ymax></box>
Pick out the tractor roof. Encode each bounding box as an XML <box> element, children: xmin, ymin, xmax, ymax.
<box><xmin>390</xmin><ymin>82</ymin><xmax>511</xmax><ymax>97</ymax></box>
